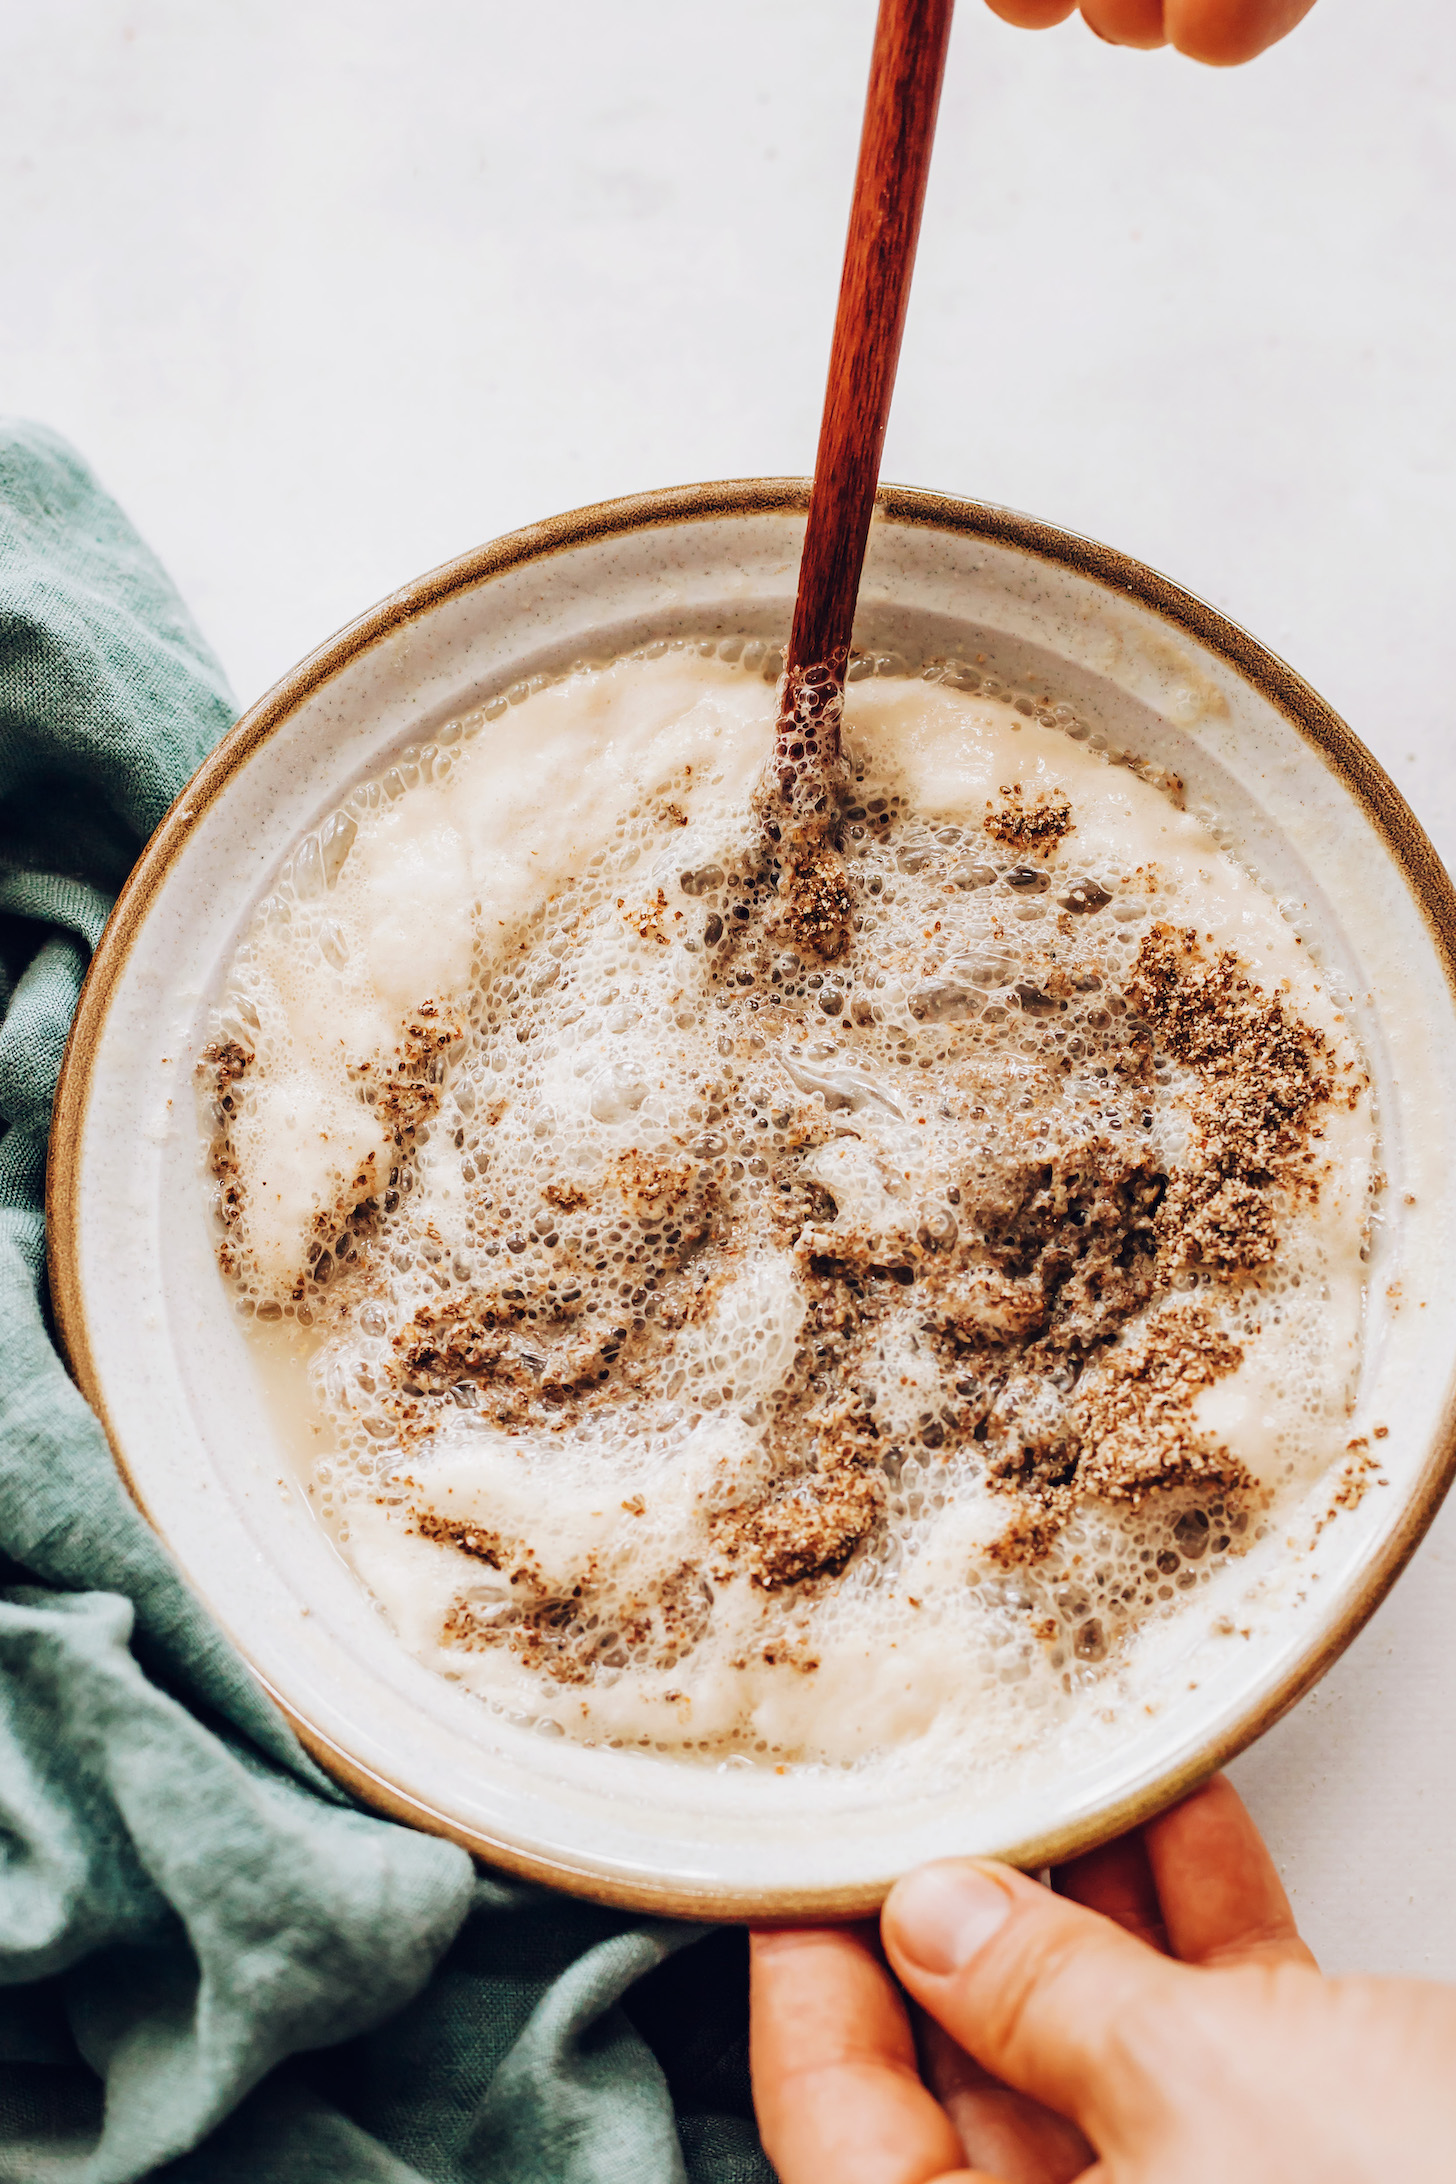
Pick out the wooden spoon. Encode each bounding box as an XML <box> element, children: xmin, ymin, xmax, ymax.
<box><xmin>763</xmin><ymin>0</ymin><xmax>956</xmax><ymax>955</ymax></box>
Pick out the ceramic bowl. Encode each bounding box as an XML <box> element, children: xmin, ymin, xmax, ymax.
<box><xmin>48</xmin><ymin>481</ymin><xmax>1456</xmax><ymax>1918</ymax></box>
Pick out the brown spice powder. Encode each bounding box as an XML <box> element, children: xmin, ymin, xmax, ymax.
<box><xmin>711</xmin><ymin>1399</ymin><xmax>886</xmax><ymax>1591</ymax></box>
<box><xmin>983</xmin><ymin>783</ymin><xmax>1074</xmax><ymax>857</ymax></box>
<box><xmin>1073</xmin><ymin>1303</ymin><xmax>1249</xmax><ymax>1506</ymax></box>
<box><xmin>1127</xmin><ymin>926</ymin><xmax>1333</xmax><ymax>1274</ymax></box>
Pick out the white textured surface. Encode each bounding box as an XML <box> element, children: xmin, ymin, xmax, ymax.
<box><xmin>3</xmin><ymin>0</ymin><xmax>1453</xmax><ymax>1973</ymax></box>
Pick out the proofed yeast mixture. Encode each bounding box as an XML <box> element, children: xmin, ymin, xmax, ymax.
<box><xmin>200</xmin><ymin>647</ymin><xmax>1374</xmax><ymax>1771</ymax></box>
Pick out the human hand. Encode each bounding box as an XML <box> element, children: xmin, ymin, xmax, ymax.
<box><xmin>980</xmin><ymin>1</ymin><xmax>1319</xmax><ymax>66</ymax></box>
<box><xmin>751</xmin><ymin>1775</ymin><xmax>1456</xmax><ymax>2182</ymax></box>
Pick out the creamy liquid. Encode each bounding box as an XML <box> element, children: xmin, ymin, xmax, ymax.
<box><xmin>201</xmin><ymin>648</ymin><xmax>1373</xmax><ymax>1775</ymax></box>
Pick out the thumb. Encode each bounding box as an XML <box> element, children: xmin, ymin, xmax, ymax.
<box><xmin>883</xmin><ymin>1858</ymin><xmax>1186</xmax><ymax>2140</ymax></box>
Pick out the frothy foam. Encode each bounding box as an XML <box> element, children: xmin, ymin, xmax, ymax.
<box><xmin>199</xmin><ymin>645</ymin><xmax>1374</xmax><ymax>1780</ymax></box>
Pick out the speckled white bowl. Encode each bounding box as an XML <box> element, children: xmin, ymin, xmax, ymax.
<box><xmin>49</xmin><ymin>481</ymin><xmax>1456</xmax><ymax>1918</ymax></box>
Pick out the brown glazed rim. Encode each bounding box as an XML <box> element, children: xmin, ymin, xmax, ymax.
<box><xmin>47</xmin><ymin>478</ymin><xmax>1456</xmax><ymax>1921</ymax></box>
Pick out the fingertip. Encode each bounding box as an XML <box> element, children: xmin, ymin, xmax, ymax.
<box><xmin>1165</xmin><ymin>0</ymin><xmax>1320</xmax><ymax>64</ymax></box>
<box><xmin>749</xmin><ymin>1923</ymin><xmax>820</xmax><ymax>1958</ymax></box>
<box><xmin>1054</xmin><ymin>1827</ymin><xmax>1169</xmax><ymax>1952</ymax></box>
<box><xmin>884</xmin><ymin>1859</ymin><xmax>1023</xmax><ymax>1978</ymax></box>
<box><xmin>982</xmin><ymin>1</ymin><xmax>1080</xmax><ymax>29</ymax></box>
<box><xmin>884</xmin><ymin>1856</ymin><xmax>1176</xmax><ymax>2132</ymax></box>
<box><xmin>750</xmin><ymin>1925</ymin><xmax>815</xmax><ymax>1973</ymax></box>
<box><xmin>750</xmin><ymin>1918</ymin><xmax>880</xmax><ymax>1956</ymax></box>
<box><xmin>1142</xmin><ymin>1771</ymin><xmax>1252</xmax><ymax>1873</ymax></box>
<box><xmin>1078</xmin><ymin>0</ymin><xmax>1168</xmax><ymax>48</ymax></box>
<box><xmin>1143</xmin><ymin>1775</ymin><xmax>1315</xmax><ymax>1970</ymax></box>
<box><xmin>750</xmin><ymin>1922</ymin><xmax>894</xmax><ymax>2033</ymax></box>
<box><xmin>1167</xmin><ymin>22</ymin><xmax>1268</xmax><ymax>63</ymax></box>
<box><xmin>750</xmin><ymin>1920</ymin><xmax>972</xmax><ymax>2184</ymax></box>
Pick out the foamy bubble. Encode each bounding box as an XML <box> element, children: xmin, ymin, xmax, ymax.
<box><xmin>199</xmin><ymin>645</ymin><xmax>1375</xmax><ymax>1778</ymax></box>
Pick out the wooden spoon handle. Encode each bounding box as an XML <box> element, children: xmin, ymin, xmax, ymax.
<box><xmin>779</xmin><ymin>0</ymin><xmax>955</xmax><ymax>772</ymax></box>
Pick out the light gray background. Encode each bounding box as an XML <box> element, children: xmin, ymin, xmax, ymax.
<box><xmin>4</xmin><ymin>0</ymin><xmax>1451</xmax><ymax>1975</ymax></box>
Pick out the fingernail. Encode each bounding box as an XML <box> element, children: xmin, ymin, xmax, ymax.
<box><xmin>888</xmin><ymin>1863</ymin><xmax>1014</xmax><ymax>1976</ymax></box>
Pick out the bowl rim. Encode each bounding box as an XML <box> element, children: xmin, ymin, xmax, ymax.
<box><xmin>45</xmin><ymin>476</ymin><xmax>1456</xmax><ymax>1919</ymax></box>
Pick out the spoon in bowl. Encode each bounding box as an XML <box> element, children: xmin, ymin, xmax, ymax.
<box><xmin>759</xmin><ymin>0</ymin><xmax>956</xmax><ymax>957</ymax></box>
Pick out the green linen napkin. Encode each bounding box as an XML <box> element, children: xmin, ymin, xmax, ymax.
<box><xmin>0</xmin><ymin>420</ymin><xmax>771</xmax><ymax>2184</ymax></box>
